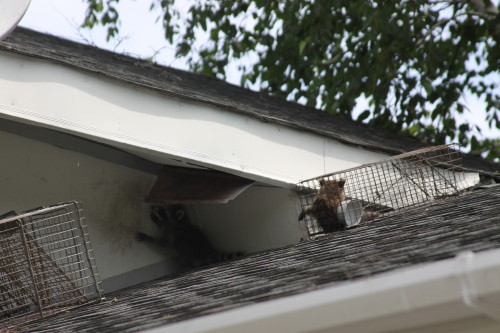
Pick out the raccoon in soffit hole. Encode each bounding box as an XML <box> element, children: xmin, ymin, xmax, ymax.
<box><xmin>136</xmin><ymin>205</ymin><xmax>243</xmax><ymax>268</ymax></box>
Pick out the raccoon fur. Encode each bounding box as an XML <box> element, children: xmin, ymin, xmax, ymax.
<box><xmin>136</xmin><ymin>205</ymin><xmax>243</xmax><ymax>268</ymax></box>
<box><xmin>298</xmin><ymin>178</ymin><xmax>347</xmax><ymax>233</ymax></box>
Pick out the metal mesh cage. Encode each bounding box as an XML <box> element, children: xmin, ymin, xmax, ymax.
<box><xmin>297</xmin><ymin>144</ymin><xmax>475</xmax><ymax>238</ymax></box>
<box><xmin>0</xmin><ymin>201</ymin><xmax>102</xmax><ymax>328</ymax></box>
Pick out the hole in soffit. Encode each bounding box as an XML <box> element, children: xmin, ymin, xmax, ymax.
<box><xmin>147</xmin><ymin>165</ymin><xmax>255</xmax><ymax>204</ymax></box>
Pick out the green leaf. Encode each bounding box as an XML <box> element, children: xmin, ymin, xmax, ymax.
<box><xmin>357</xmin><ymin>110</ymin><xmax>371</xmax><ymax>122</ymax></box>
<box><xmin>299</xmin><ymin>39</ymin><xmax>307</xmax><ymax>56</ymax></box>
<box><xmin>470</xmin><ymin>135</ymin><xmax>480</xmax><ymax>152</ymax></box>
<box><xmin>423</xmin><ymin>79</ymin><xmax>432</xmax><ymax>95</ymax></box>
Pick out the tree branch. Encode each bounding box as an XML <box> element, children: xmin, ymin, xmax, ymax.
<box><xmin>321</xmin><ymin>53</ymin><xmax>342</xmax><ymax>65</ymax></box>
<box><xmin>416</xmin><ymin>9</ymin><xmax>494</xmax><ymax>47</ymax></box>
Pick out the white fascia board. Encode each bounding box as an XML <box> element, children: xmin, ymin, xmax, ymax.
<box><xmin>0</xmin><ymin>51</ymin><xmax>389</xmax><ymax>187</ymax></box>
<box><xmin>146</xmin><ymin>248</ymin><xmax>500</xmax><ymax>333</ymax></box>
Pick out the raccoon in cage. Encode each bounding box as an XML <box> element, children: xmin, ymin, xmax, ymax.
<box><xmin>299</xmin><ymin>178</ymin><xmax>347</xmax><ymax>233</ymax></box>
<box><xmin>135</xmin><ymin>205</ymin><xmax>243</xmax><ymax>268</ymax></box>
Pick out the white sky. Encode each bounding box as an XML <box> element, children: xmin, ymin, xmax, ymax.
<box><xmin>17</xmin><ymin>0</ymin><xmax>500</xmax><ymax>142</ymax></box>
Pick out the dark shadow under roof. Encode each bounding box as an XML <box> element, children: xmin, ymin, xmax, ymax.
<box><xmin>1</xmin><ymin>28</ymin><xmax>498</xmax><ymax>174</ymax></box>
<box><xmin>17</xmin><ymin>185</ymin><xmax>500</xmax><ymax>332</ymax></box>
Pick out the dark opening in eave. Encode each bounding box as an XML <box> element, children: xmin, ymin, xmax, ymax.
<box><xmin>147</xmin><ymin>165</ymin><xmax>254</xmax><ymax>203</ymax></box>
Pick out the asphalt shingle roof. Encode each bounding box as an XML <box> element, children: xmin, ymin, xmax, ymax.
<box><xmin>15</xmin><ymin>185</ymin><xmax>500</xmax><ymax>332</ymax></box>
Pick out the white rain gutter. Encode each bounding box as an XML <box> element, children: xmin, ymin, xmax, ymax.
<box><xmin>146</xmin><ymin>248</ymin><xmax>500</xmax><ymax>333</ymax></box>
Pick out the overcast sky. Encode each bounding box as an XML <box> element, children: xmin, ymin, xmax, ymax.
<box><xmin>18</xmin><ymin>0</ymin><xmax>499</xmax><ymax>141</ymax></box>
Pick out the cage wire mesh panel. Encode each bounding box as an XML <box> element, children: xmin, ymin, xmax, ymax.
<box><xmin>297</xmin><ymin>144</ymin><xmax>476</xmax><ymax>238</ymax></box>
<box><xmin>0</xmin><ymin>201</ymin><xmax>102</xmax><ymax>328</ymax></box>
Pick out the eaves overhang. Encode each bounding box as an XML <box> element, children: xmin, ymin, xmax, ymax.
<box><xmin>1</xmin><ymin>27</ymin><xmax>498</xmax><ymax>184</ymax></box>
<box><xmin>0</xmin><ymin>28</ymin><xmax>425</xmax><ymax>156</ymax></box>
<box><xmin>0</xmin><ymin>43</ymin><xmax>393</xmax><ymax>187</ymax></box>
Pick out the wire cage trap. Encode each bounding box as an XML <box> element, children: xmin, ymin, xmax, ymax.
<box><xmin>297</xmin><ymin>144</ymin><xmax>476</xmax><ymax>238</ymax></box>
<box><xmin>0</xmin><ymin>201</ymin><xmax>102</xmax><ymax>329</ymax></box>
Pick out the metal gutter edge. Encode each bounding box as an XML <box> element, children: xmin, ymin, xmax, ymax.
<box><xmin>145</xmin><ymin>248</ymin><xmax>500</xmax><ymax>333</ymax></box>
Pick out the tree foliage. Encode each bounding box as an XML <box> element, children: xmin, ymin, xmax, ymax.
<box><xmin>83</xmin><ymin>0</ymin><xmax>500</xmax><ymax>160</ymax></box>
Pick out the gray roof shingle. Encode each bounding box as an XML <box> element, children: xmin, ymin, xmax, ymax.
<box><xmin>16</xmin><ymin>185</ymin><xmax>500</xmax><ymax>332</ymax></box>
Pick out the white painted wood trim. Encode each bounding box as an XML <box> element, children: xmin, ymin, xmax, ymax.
<box><xmin>0</xmin><ymin>51</ymin><xmax>390</xmax><ymax>187</ymax></box>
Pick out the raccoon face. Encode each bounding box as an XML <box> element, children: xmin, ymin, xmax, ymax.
<box><xmin>318</xmin><ymin>178</ymin><xmax>346</xmax><ymax>201</ymax></box>
<box><xmin>150</xmin><ymin>205</ymin><xmax>188</xmax><ymax>228</ymax></box>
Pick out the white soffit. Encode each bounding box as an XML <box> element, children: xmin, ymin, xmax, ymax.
<box><xmin>0</xmin><ymin>52</ymin><xmax>390</xmax><ymax>186</ymax></box>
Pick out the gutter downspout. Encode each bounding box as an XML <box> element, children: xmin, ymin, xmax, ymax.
<box><xmin>146</xmin><ymin>247</ymin><xmax>500</xmax><ymax>333</ymax></box>
<box><xmin>457</xmin><ymin>251</ymin><xmax>500</xmax><ymax>322</ymax></box>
